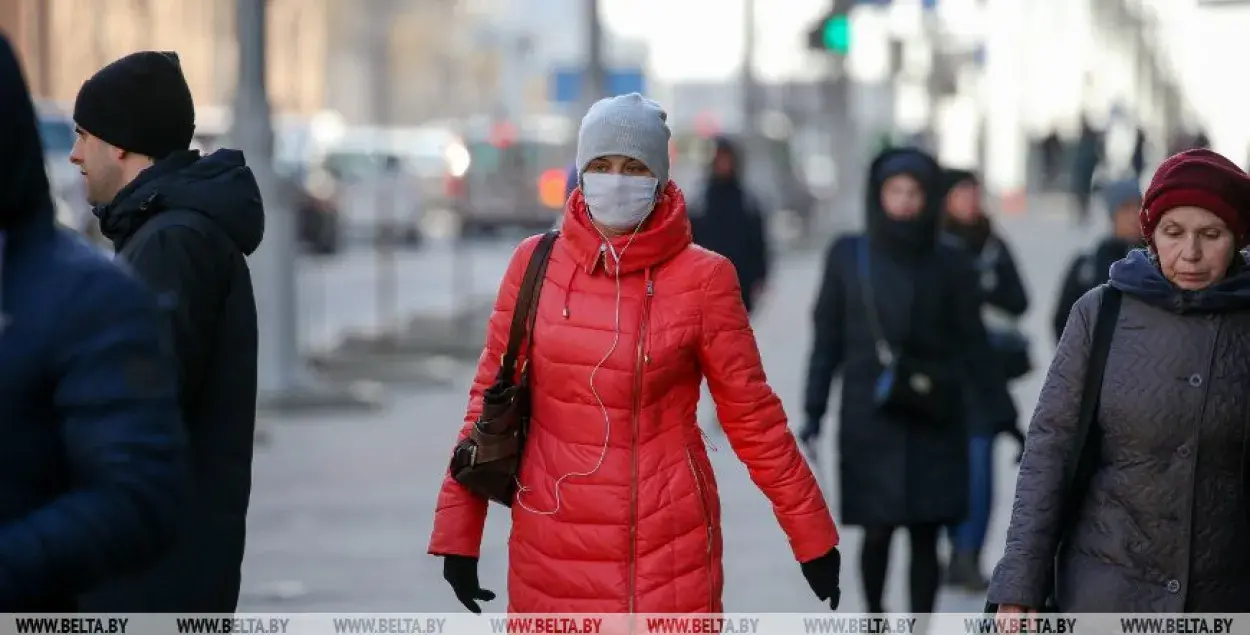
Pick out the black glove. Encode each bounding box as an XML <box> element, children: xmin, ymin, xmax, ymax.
<box><xmin>442</xmin><ymin>555</ymin><xmax>496</xmax><ymax>613</ymax></box>
<box><xmin>800</xmin><ymin>547</ymin><xmax>841</xmax><ymax>610</ymax></box>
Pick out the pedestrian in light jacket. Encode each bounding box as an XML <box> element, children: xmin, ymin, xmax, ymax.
<box><xmin>69</xmin><ymin>51</ymin><xmax>264</xmax><ymax>612</ymax></box>
<box><xmin>430</xmin><ymin>94</ymin><xmax>840</xmax><ymax>614</ymax></box>
<box><xmin>0</xmin><ymin>34</ymin><xmax>187</xmax><ymax>611</ymax></box>
<box><xmin>990</xmin><ymin>149</ymin><xmax>1250</xmax><ymax>613</ymax></box>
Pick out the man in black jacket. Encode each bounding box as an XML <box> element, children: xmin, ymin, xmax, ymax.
<box><xmin>68</xmin><ymin>51</ymin><xmax>265</xmax><ymax>612</ymax></box>
<box><xmin>1051</xmin><ymin>178</ymin><xmax>1142</xmax><ymax>341</ymax></box>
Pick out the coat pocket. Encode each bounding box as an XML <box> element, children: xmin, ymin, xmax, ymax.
<box><xmin>685</xmin><ymin>445</ymin><xmax>715</xmax><ymax>609</ymax></box>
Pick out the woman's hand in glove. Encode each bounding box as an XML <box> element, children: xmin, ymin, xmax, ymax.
<box><xmin>800</xmin><ymin>547</ymin><xmax>841</xmax><ymax>609</ymax></box>
<box><xmin>442</xmin><ymin>555</ymin><xmax>496</xmax><ymax>613</ymax></box>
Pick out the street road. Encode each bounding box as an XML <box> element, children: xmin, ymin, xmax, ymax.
<box><xmin>242</xmin><ymin>197</ymin><xmax>1098</xmax><ymax>612</ymax></box>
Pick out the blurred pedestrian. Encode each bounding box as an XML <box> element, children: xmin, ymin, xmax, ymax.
<box><xmin>0</xmin><ymin>34</ymin><xmax>187</xmax><ymax>611</ymax></box>
<box><xmin>1131</xmin><ymin>126</ymin><xmax>1147</xmax><ymax>181</ymax></box>
<box><xmin>990</xmin><ymin>148</ymin><xmax>1250</xmax><ymax>613</ymax></box>
<box><xmin>69</xmin><ymin>51</ymin><xmax>264</xmax><ymax>612</ymax></box>
<box><xmin>429</xmin><ymin>93</ymin><xmax>841</xmax><ymax>614</ymax></box>
<box><xmin>1040</xmin><ymin>130</ymin><xmax>1062</xmax><ymax>190</ymax></box>
<box><xmin>802</xmin><ymin>147</ymin><xmax>992</xmax><ymax>614</ymax></box>
<box><xmin>1051</xmin><ymin>178</ymin><xmax>1144</xmax><ymax>341</ymax></box>
<box><xmin>1071</xmin><ymin>116</ymin><xmax>1103</xmax><ymax>224</ymax></box>
<box><xmin>938</xmin><ymin>168</ymin><xmax>1030</xmax><ymax>592</ymax></box>
<box><xmin>690</xmin><ymin>136</ymin><xmax>770</xmax><ymax>315</ymax></box>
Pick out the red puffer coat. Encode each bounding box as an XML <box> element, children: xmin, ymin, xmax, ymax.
<box><xmin>429</xmin><ymin>181</ymin><xmax>838</xmax><ymax>613</ymax></box>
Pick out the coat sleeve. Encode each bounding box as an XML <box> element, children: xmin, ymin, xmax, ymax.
<box><xmin>747</xmin><ymin>202</ymin><xmax>770</xmax><ymax>286</ymax></box>
<box><xmin>984</xmin><ymin>239</ymin><xmax>1029</xmax><ymax>317</ymax></box>
<box><xmin>699</xmin><ymin>258</ymin><xmax>839</xmax><ymax>563</ymax></box>
<box><xmin>0</xmin><ymin>268</ymin><xmax>187</xmax><ymax>607</ymax></box>
<box><xmin>987</xmin><ymin>289</ymin><xmax>1100</xmax><ymax>608</ymax></box>
<box><xmin>427</xmin><ymin>237</ymin><xmax>537</xmax><ymax>557</ymax></box>
<box><xmin>124</xmin><ymin>225</ymin><xmax>220</xmax><ymax>416</ymax></box>
<box><xmin>803</xmin><ymin>238</ymin><xmax>848</xmax><ymax>424</ymax></box>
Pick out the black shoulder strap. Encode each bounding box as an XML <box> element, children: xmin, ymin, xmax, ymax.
<box><xmin>1065</xmin><ymin>285</ymin><xmax>1121</xmax><ymax>491</ymax></box>
<box><xmin>1048</xmin><ymin>284</ymin><xmax>1121</xmax><ymax>599</ymax></box>
<box><xmin>499</xmin><ymin>231</ymin><xmax>559</xmax><ymax>381</ymax></box>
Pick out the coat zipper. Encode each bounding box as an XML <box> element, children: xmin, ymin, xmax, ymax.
<box><xmin>685</xmin><ymin>445</ymin><xmax>715</xmax><ymax>610</ymax></box>
<box><xmin>627</xmin><ymin>273</ymin><xmax>654</xmax><ymax>613</ymax></box>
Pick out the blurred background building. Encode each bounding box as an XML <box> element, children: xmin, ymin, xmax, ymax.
<box><xmin>5</xmin><ymin>0</ymin><xmax>1248</xmax><ymax>236</ymax></box>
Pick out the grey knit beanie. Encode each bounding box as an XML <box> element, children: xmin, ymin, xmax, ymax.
<box><xmin>576</xmin><ymin>93</ymin><xmax>671</xmax><ymax>187</ymax></box>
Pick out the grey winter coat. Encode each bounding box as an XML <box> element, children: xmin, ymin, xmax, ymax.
<box><xmin>988</xmin><ymin>249</ymin><xmax>1250</xmax><ymax>612</ymax></box>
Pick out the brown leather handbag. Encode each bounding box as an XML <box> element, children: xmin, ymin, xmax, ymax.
<box><xmin>449</xmin><ymin>231</ymin><xmax>558</xmax><ymax>506</ymax></box>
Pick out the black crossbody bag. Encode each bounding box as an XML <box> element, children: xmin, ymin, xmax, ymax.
<box><xmin>856</xmin><ymin>237</ymin><xmax>956</xmax><ymax>424</ymax></box>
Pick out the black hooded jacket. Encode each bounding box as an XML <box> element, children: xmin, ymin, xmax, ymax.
<box><xmin>803</xmin><ymin>147</ymin><xmax>995</xmax><ymax>526</ymax></box>
<box><xmin>79</xmin><ymin>148</ymin><xmax>264</xmax><ymax>611</ymax></box>
<box><xmin>0</xmin><ymin>34</ymin><xmax>187</xmax><ymax>610</ymax></box>
<box><xmin>690</xmin><ymin>137</ymin><xmax>770</xmax><ymax>311</ymax></box>
<box><xmin>1051</xmin><ymin>236</ymin><xmax>1141</xmax><ymax>341</ymax></box>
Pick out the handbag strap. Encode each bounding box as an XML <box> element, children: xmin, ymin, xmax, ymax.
<box><xmin>1059</xmin><ymin>285</ymin><xmax>1121</xmax><ymax>519</ymax></box>
<box><xmin>856</xmin><ymin>237</ymin><xmax>895</xmax><ymax>366</ymax></box>
<box><xmin>499</xmin><ymin>231</ymin><xmax>559</xmax><ymax>381</ymax></box>
<box><xmin>1042</xmin><ymin>285</ymin><xmax>1121</xmax><ymax>606</ymax></box>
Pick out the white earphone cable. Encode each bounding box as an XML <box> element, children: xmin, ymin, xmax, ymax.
<box><xmin>515</xmin><ymin>221</ymin><xmax>645</xmax><ymax>516</ymax></box>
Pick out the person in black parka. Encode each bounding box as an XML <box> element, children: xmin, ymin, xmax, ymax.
<box><xmin>0</xmin><ymin>33</ymin><xmax>188</xmax><ymax>612</ymax></box>
<box><xmin>1051</xmin><ymin>178</ymin><xmax>1144</xmax><ymax>341</ymax></box>
<box><xmin>939</xmin><ymin>168</ymin><xmax>1030</xmax><ymax>592</ymax></box>
<box><xmin>690</xmin><ymin>136</ymin><xmax>770</xmax><ymax>314</ymax></box>
<box><xmin>68</xmin><ymin>51</ymin><xmax>264</xmax><ymax>612</ymax></box>
<box><xmin>802</xmin><ymin>147</ymin><xmax>991</xmax><ymax>614</ymax></box>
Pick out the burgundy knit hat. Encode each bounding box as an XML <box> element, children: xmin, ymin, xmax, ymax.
<box><xmin>1141</xmin><ymin>148</ymin><xmax>1250</xmax><ymax>248</ymax></box>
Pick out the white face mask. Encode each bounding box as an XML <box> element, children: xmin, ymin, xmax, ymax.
<box><xmin>582</xmin><ymin>173</ymin><xmax>659</xmax><ymax>230</ymax></box>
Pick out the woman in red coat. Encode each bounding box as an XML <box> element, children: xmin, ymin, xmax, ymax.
<box><xmin>429</xmin><ymin>94</ymin><xmax>840</xmax><ymax>614</ymax></box>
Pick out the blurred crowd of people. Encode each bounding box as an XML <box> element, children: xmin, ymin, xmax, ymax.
<box><xmin>6</xmin><ymin>26</ymin><xmax>1250</xmax><ymax>620</ymax></box>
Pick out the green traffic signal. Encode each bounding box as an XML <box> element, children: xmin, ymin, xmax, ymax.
<box><xmin>822</xmin><ymin>15</ymin><xmax>850</xmax><ymax>54</ymax></box>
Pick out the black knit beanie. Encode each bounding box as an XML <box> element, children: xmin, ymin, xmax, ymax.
<box><xmin>73</xmin><ymin>51</ymin><xmax>195</xmax><ymax>159</ymax></box>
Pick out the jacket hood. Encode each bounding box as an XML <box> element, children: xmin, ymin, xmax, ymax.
<box><xmin>865</xmin><ymin>147</ymin><xmax>943</xmax><ymax>256</ymax></box>
<box><xmin>1109</xmin><ymin>248</ymin><xmax>1250</xmax><ymax>313</ymax></box>
<box><xmin>0</xmin><ymin>35</ymin><xmax>53</xmax><ymax>232</ymax></box>
<box><xmin>562</xmin><ymin>179</ymin><xmax>692</xmax><ymax>275</ymax></box>
<box><xmin>97</xmin><ymin>148</ymin><xmax>265</xmax><ymax>255</ymax></box>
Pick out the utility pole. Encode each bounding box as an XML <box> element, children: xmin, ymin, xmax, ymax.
<box><xmin>583</xmin><ymin>0</ymin><xmax>606</xmax><ymax>111</ymax></box>
<box><xmin>742</xmin><ymin>0</ymin><xmax>759</xmax><ymax>161</ymax></box>
<box><xmin>824</xmin><ymin>0</ymin><xmax>857</xmax><ymax>241</ymax></box>
<box><xmin>231</xmin><ymin>0</ymin><xmax>378</xmax><ymax>411</ymax></box>
<box><xmin>230</xmin><ymin>0</ymin><xmax>317</xmax><ymax>407</ymax></box>
<box><xmin>230</xmin><ymin>0</ymin><xmax>300</xmax><ymax>398</ymax></box>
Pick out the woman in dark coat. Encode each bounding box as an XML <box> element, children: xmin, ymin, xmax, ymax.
<box><xmin>990</xmin><ymin>149</ymin><xmax>1250</xmax><ymax>614</ymax></box>
<box><xmin>802</xmin><ymin>147</ymin><xmax>992</xmax><ymax>613</ymax></box>
<box><xmin>939</xmin><ymin>168</ymin><xmax>1030</xmax><ymax>591</ymax></box>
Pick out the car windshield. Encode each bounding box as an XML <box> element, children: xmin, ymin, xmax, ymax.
<box><xmin>39</xmin><ymin>118</ymin><xmax>75</xmax><ymax>155</ymax></box>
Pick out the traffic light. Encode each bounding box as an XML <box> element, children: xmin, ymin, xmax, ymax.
<box><xmin>807</xmin><ymin>12</ymin><xmax>851</xmax><ymax>55</ymax></box>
